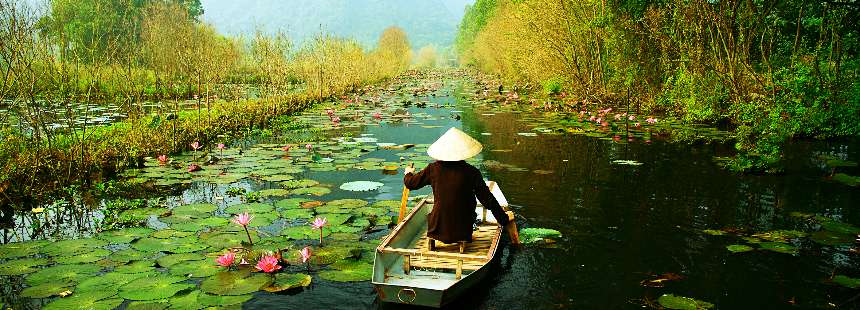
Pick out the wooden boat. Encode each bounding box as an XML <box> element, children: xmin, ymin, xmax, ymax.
<box><xmin>373</xmin><ymin>181</ymin><xmax>509</xmax><ymax>308</ymax></box>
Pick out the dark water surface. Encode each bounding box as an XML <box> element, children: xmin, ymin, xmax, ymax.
<box><xmin>253</xmin><ymin>80</ymin><xmax>859</xmax><ymax>309</ymax></box>
<box><xmin>2</xmin><ymin>74</ymin><xmax>859</xmax><ymax>310</ymax></box>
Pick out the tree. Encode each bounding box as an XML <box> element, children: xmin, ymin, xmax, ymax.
<box><xmin>375</xmin><ymin>26</ymin><xmax>411</xmax><ymax>75</ymax></box>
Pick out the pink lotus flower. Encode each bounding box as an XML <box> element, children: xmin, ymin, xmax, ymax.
<box><xmin>158</xmin><ymin>155</ymin><xmax>168</xmax><ymax>165</ymax></box>
<box><xmin>299</xmin><ymin>246</ymin><xmax>312</xmax><ymax>263</ymax></box>
<box><xmin>646</xmin><ymin>118</ymin><xmax>658</xmax><ymax>124</ymax></box>
<box><xmin>614</xmin><ymin>114</ymin><xmax>622</xmax><ymax>121</ymax></box>
<box><xmin>311</xmin><ymin>217</ymin><xmax>327</xmax><ymax>229</ymax></box>
<box><xmin>373</xmin><ymin>112</ymin><xmax>382</xmax><ymax>120</ymax></box>
<box><xmin>628</xmin><ymin>115</ymin><xmax>636</xmax><ymax>121</ymax></box>
<box><xmin>601</xmin><ymin>122</ymin><xmax>609</xmax><ymax>127</ymax></box>
<box><xmin>332</xmin><ymin>116</ymin><xmax>341</xmax><ymax>123</ymax></box>
<box><xmin>595</xmin><ymin>118</ymin><xmax>602</xmax><ymax>124</ymax></box>
<box><xmin>217</xmin><ymin>143</ymin><xmax>226</xmax><ymax>150</ymax></box>
<box><xmin>281</xmin><ymin>145</ymin><xmax>292</xmax><ymax>152</ymax></box>
<box><xmin>345</xmin><ymin>99</ymin><xmax>353</xmax><ymax>104</ymax></box>
<box><xmin>193</xmin><ymin>94</ymin><xmax>199</xmax><ymax>100</ymax></box>
<box><xmin>187</xmin><ymin>163</ymin><xmax>201</xmax><ymax>172</ymax></box>
<box><xmin>216</xmin><ymin>252</ymin><xmax>235</xmax><ymax>267</ymax></box>
<box><xmin>191</xmin><ymin>141</ymin><xmax>201</xmax><ymax>151</ymax></box>
<box><xmin>305</xmin><ymin>144</ymin><xmax>313</xmax><ymax>151</ymax></box>
<box><xmin>325</xmin><ymin>109</ymin><xmax>335</xmax><ymax>116</ymax></box>
<box><xmin>232</xmin><ymin>212</ymin><xmax>252</xmax><ymax>226</ymax></box>
<box><xmin>255</xmin><ymin>255</ymin><xmax>282</xmax><ymax>273</ymax></box>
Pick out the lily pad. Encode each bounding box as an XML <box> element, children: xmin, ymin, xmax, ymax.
<box><xmin>157</xmin><ymin>253</ymin><xmax>204</xmax><ymax>268</ymax></box>
<box><xmin>833</xmin><ymin>275</ymin><xmax>860</xmax><ymax>289</ymax></box>
<box><xmin>0</xmin><ymin>240</ymin><xmax>49</xmax><ymax>259</ymax></box>
<box><xmin>200</xmin><ymin>271</ymin><xmax>273</xmax><ymax>296</ymax></box>
<box><xmin>282</xmin><ymin>208</ymin><xmax>314</xmax><ymax>220</ymax></box>
<box><xmin>115</xmin><ymin>260</ymin><xmax>157</xmax><ymax>273</ymax></box>
<box><xmin>20</xmin><ymin>281</ymin><xmax>75</xmax><ymax>298</ymax></box>
<box><xmin>110</xmin><ymin>249</ymin><xmax>150</xmax><ymax>263</ymax></box>
<box><xmin>264</xmin><ymin>273</ymin><xmax>312</xmax><ymax>292</ymax></box>
<box><xmin>275</xmin><ymin>198</ymin><xmax>313</xmax><ymax>209</ymax></box>
<box><xmin>657</xmin><ymin>294</ymin><xmax>715</xmax><ymax>309</ymax></box>
<box><xmin>339</xmin><ymin>181</ymin><xmax>384</xmax><ymax>192</ymax></box>
<box><xmin>726</xmin><ymin>244</ymin><xmax>754</xmax><ymax>253</ymax></box>
<box><xmin>225</xmin><ymin>203</ymin><xmax>274</xmax><ymax>214</ymax></box>
<box><xmin>119</xmin><ymin>275</ymin><xmax>195</xmax><ymax>301</ymax></box>
<box><xmin>520</xmin><ymin>228</ymin><xmax>562</xmax><ymax>244</ymax></box>
<box><xmin>281</xmin><ymin>179</ymin><xmax>320</xmax><ymax>189</ymax></box>
<box><xmin>198</xmin><ymin>292</ymin><xmax>253</xmax><ymax>307</ymax></box>
<box><xmin>702</xmin><ymin>229</ymin><xmax>726</xmax><ymax>236</ymax></box>
<box><xmin>42</xmin><ymin>238</ymin><xmax>108</xmax><ymax>256</ymax></box>
<box><xmin>319</xmin><ymin>260</ymin><xmax>373</xmax><ymax>282</ymax></box>
<box><xmin>57</xmin><ymin>248</ymin><xmax>112</xmax><ymax>264</ymax></box>
<box><xmin>151</xmin><ymin>229</ymin><xmax>195</xmax><ymax>239</ymax></box>
<box><xmin>42</xmin><ymin>290</ymin><xmax>122</xmax><ymax>310</ymax></box>
<box><xmin>76</xmin><ymin>271</ymin><xmax>156</xmax><ymax>293</ymax></box>
<box><xmin>168</xmin><ymin>259</ymin><xmax>222</xmax><ymax>278</ymax></box>
<box><xmin>327</xmin><ymin>199</ymin><xmax>369</xmax><ymax>209</ymax></box>
<box><xmin>96</xmin><ymin>228</ymin><xmax>154</xmax><ymax>244</ymax></box>
<box><xmin>126</xmin><ymin>300</ymin><xmax>169</xmax><ymax>310</ymax></box>
<box><xmin>0</xmin><ymin>257</ymin><xmax>51</xmax><ymax>276</ymax></box>
<box><xmin>132</xmin><ymin>237</ymin><xmax>179</xmax><ymax>252</ymax></box>
<box><xmin>759</xmin><ymin>242</ymin><xmax>799</xmax><ymax>255</ymax></box>
<box><xmin>291</xmin><ymin>186</ymin><xmax>332</xmax><ymax>196</ymax></box>
<box><xmin>26</xmin><ymin>264</ymin><xmax>102</xmax><ymax>286</ymax></box>
<box><xmin>832</xmin><ymin>173</ymin><xmax>858</xmax><ymax>186</ymax></box>
<box><xmin>810</xmin><ymin>231</ymin><xmax>856</xmax><ymax>246</ymax></box>
<box><xmin>255</xmin><ymin>188</ymin><xmax>292</xmax><ymax>198</ymax></box>
<box><xmin>173</xmin><ymin>203</ymin><xmax>218</xmax><ymax>214</ymax></box>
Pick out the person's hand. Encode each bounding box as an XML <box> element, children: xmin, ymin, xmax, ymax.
<box><xmin>404</xmin><ymin>166</ymin><xmax>416</xmax><ymax>175</ymax></box>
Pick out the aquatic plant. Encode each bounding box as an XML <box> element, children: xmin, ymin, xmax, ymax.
<box><xmin>255</xmin><ymin>255</ymin><xmax>282</xmax><ymax>273</ymax></box>
<box><xmin>311</xmin><ymin>217</ymin><xmax>328</xmax><ymax>246</ymax></box>
<box><xmin>157</xmin><ymin>155</ymin><xmax>169</xmax><ymax>165</ymax></box>
<box><xmin>232</xmin><ymin>212</ymin><xmax>254</xmax><ymax>245</ymax></box>
<box><xmin>216</xmin><ymin>252</ymin><xmax>236</xmax><ymax>268</ymax></box>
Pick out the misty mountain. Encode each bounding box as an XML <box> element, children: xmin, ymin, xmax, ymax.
<box><xmin>201</xmin><ymin>0</ymin><xmax>467</xmax><ymax>49</ymax></box>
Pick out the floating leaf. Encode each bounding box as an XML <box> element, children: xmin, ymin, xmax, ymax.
<box><xmin>151</xmin><ymin>229</ymin><xmax>195</xmax><ymax>239</ymax></box>
<box><xmin>702</xmin><ymin>229</ymin><xmax>726</xmax><ymax>236</ymax></box>
<box><xmin>726</xmin><ymin>244</ymin><xmax>754</xmax><ymax>253</ymax></box>
<box><xmin>119</xmin><ymin>275</ymin><xmax>195</xmax><ymax>301</ymax></box>
<box><xmin>657</xmin><ymin>294</ymin><xmax>715</xmax><ymax>309</ymax></box>
<box><xmin>275</xmin><ymin>198</ymin><xmax>313</xmax><ymax>209</ymax></box>
<box><xmin>20</xmin><ymin>281</ymin><xmax>75</xmax><ymax>298</ymax></box>
<box><xmin>327</xmin><ymin>199</ymin><xmax>369</xmax><ymax>209</ymax></box>
<box><xmin>264</xmin><ymin>273</ymin><xmax>312</xmax><ymax>292</ymax></box>
<box><xmin>319</xmin><ymin>260</ymin><xmax>372</xmax><ymax>282</ymax></box>
<box><xmin>96</xmin><ymin>228</ymin><xmax>154</xmax><ymax>244</ymax></box>
<box><xmin>41</xmin><ymin>238</ymin><xmax>108</xmax><ymax>256</ymax></box>
<box><xmin>520</xmin><ymin>228</ymin><xmax>562</xmax><ymax>244</ymax></box>
<box><xmin>255</xmin><ymin>188</ymin><xmax>292</xmax><ymax>198</ymax></box>
<box><xmin>810</xmin><ymin>231</ymin><xmax>856</xmax><ymax>246</ymax></box>
<box><xmin>291</xmin><ymin>186</ymin><xmax>332</xmax><ymax>196</ymax></box>
<box><xmin>168</xmin><ymin>290</ymin><xmax>203</xmax><ymax>310</ymax></box>
<box><xmin>832</xmin><ymin>173</ymin><xmax>858</xmax><ymax>186</ymax></box>
<box><xmin>339</xmin><ymin>181</ymin><xmax>384</xmax><ymax>192</ymax></box>
<box><xmin>26</xmin><ymin>264</ymin><xmax>102</xmax><ymax>286</ymax></box>
<box><xmin>751</xmin><ymin>230</ymin><xmax>807</xmax><ymax>242</ymax></box>
<box><xmin>282</xmin><ymin>208</ymin><xmax>314</xmax><ymax>220</ymax></box>
<box><xmin>198</xmin><ymin>292</ymin><xmax>253</xmax><ymax>307</ymax></box>
<box><xmin>200</xmin><ymin>271</ymin><xmax>273</xmax><ymax>296</ymax></box>
<box><xmin>57</xmin><ymin>248</ymin><xmax>112</xmax><ymax>264</ymax></box>
<box><xmin>75</xmin><ymin>271</ymin><xmax>156</xmax><ymax>293</ymax></box>
<box><xmin>132</xmin><ymin>237</ymin><xmax>179</xmax><ymax>252</ymax></box>
<box><xmin>168</xmin><ymin>259</ymin><xmax>222</xmax><ymax>278</ymax></box>
<box><xmin>833</xmin><ymin>275</ymin><xmax>860</xmax><ymax>289</ymax></box>
<box><xmin>42</xmin><ymin>290</ymin><xmax>122</xmax><ymax>310</ymax></box>
<box><xmin>157</xmin><ymin>253</ymin><xmax>203</xmax><ymax>268</ymax></box>
<box><xmin>826</xmin><ymin>159</ymin><xmax>858</xmax><ymax>168</ymax></box>
<box><xmin>110</xmin><ymin>249</ymin><xmax>150</xmax><ymax>263</ymax></box>
<box><xmin>225</xmin><ymin>203</ymin><xmax>274</xmax><ymax>214</ymax></box>
<box><xmin>126</xmin><ymin>300</ymin><xmax>169</xmax><ymax>310</ymax></box>
<box><xmin>818</xmin><ymin>217</ymin><xmax>860</xmax><ymax>235</ymax></box>
<box><xmin>0</xmin><ymin>257</ymin><xmax>51</xmax><ymax>276</ymax></box>
<box><xmin>759</xmin><ymin>242</ymin><xmax>798</xmax><ymax>255</ymax></box>
<box><xmin>281</xmin><ymin>179</ymin><xmax>320</xmax><ymax>189</ymax></box>
<box><xmin>0</xmin><ymin>240</ymin><xmax>49</xmax><ymax>259</ymax></box>
<box><xmin>115</xmin><ymin>260</ymin><xmax>156</xmax><ymax>273</ymax></box>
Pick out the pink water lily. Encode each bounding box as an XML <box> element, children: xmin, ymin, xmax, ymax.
<box><xmin>305</xmin><ymin>144</ymin><xmax>313</xmax><ymax>151</ymax></box>
<box><xmin>216</xmin><ymin>252</ymin><xmax>235</xmax><ymax>267</ymax></box>
<box><xmin>372</xmin><ymin>112</ymin><xmax>382</xmax><ymax>120</ymax></box>
<box><xmin>311</xmin><ymin>217</ymin><xmax>327</xmax><ymax>246</ymax></box>
<box><xmin>299</xmin><ymin>246</ymin><xmax>312</xmax><ymax>263</ymax></box>
<box><xmin>191</xmin><ymin>141</ymin><xmax>201</xmax><ymax>150</ymax></box>
<box><xmin>311</xmin><ymin>217</ymin><xmax>327</xmax><ymax>229</ymax></box>
<box><xmin>646</xmin><ymin>117</ymin><xmax>658</xmax><ymax>124</ymax></box>
<box><xmin>217</xmin><ymin>143</ymin><xmax>226</xmax><ymax>150</ymax></box>
<box><xmin>281</xmin><ymin>145</ymin><xmax>292</xmax><ymax>152</ymax></box>
<box><xmin>157</xmin><ymin>154</ymin><xmax>168</xmax><ymax>165</ymax></box>
<box><xmin>628</xmin><ymin>115</ymin><xmax>636</xmax><ymax>121</ymax></box>
<box><xmin>233</xmin><ymin>212</ymin><xmax>252</xmax><ymax>226</ymax></box>
<box><xmin>332</xmin><ymin>116</ymin><xmax>341</xmax><ymax>124</ymax></box>
<box><xmin>256</xmin><ymin>255</ymin><xmax>282</xmax><ymax>273</ymax></box>
<box><xmin>187</xmin><ymin>163</ymin><xmax>201</xmax><ymax>172</ymax></box>
<box><xmin>325</xmin><ymin>109</ymin><xmax>335</xmax><ymax>116</ymax></box>
<box><xmin>233</xmin><ymin>212</ymin><xmax>254</xmax><ymax>245</ymax></box>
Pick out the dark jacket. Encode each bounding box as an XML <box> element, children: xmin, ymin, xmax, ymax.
<box><xmin>404</xmin><ymin>160</ymin><xmax>509</xmax><ymax>243</ymax></box>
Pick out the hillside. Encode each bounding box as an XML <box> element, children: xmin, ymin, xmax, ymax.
<box><xmin>201</xmin><ymin>0</ymin><xmax>463</xmax><ymax>48</ymax></box>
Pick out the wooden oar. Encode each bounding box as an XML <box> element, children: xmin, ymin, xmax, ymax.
<box><xmin>505</xmin><ymin>211</ymin><xmax>521</xmax><ymax>245</ymax></box>
<box><xmin>397</xmin><ymin>163</ymin><xmax>415</xmax><ymax>224</ymax></box>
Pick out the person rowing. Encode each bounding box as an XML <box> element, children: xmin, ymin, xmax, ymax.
<box><xmin>403</xmin><ymin>127</ymin><xmax>511</xmax><ymax>245</ymax></box>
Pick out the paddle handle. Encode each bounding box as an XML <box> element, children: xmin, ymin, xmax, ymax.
<box><xmin>505</xmin><ymin>211</ymin><xmax>521</xmax><ymax>245</ymax></box>
<box><xmin>398</xmin><ymin>163</ymin><xmax>415</xmax><ymax>224</ymax></box>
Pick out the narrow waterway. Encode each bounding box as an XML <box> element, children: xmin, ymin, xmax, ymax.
<box><xmin>1</xmin><ymin>71</ymin><xmax>858</xmax><ymax>310</ymax></box>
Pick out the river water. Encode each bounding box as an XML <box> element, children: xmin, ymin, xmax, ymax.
<box><xmin>2</xmin><ymin>71</ymin><xmax>858</xmax><ymax>309</ymax></box>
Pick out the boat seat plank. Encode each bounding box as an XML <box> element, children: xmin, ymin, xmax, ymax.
<box><xmin>408</xmin><ymin>224</ymin><xmax>499</xmax><ymax>271</ymax></box>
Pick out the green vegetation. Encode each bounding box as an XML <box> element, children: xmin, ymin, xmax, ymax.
<box><xmin>456</xmin><ymin>0</ymin><xmax>860</xmax><ymax>172</ymax></box>
<box><xmin>0</xmin><ymin>0</ymin><xmax>413</xmax><ymax>206</ymax></box>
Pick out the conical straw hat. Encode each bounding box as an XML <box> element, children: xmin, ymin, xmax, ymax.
<box><xmin>427</xmin><ymin>127</ymin><xmax>483</xmax><ymax>161</ymax></box>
